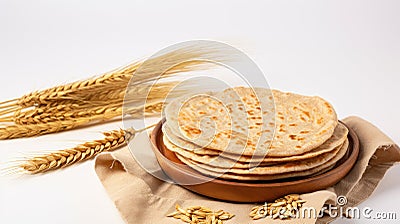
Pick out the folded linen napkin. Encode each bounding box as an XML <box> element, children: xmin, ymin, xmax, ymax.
<box><xmin>95</xmin><ymin>116</ymin><xmax>400</xmax><ymax>223</ymax></box>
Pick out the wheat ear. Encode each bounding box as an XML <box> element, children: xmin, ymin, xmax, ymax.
<box><xmin>17</xmin><ymin>127</ymin><xmax>145</xmax><ymax>174</ymax></box>
<box><xmin>0</xmin><ymin>80</ymin><xmax>175</xmax><ymax>125</ymax></box>
<box><xmin>0</xmin><ymin>102</ymin><xmax>163</xmax><ymax>139</ymax></box>
<box><xmin>12</xmin><ymin>48</ymin><xmax>212</xmax><ymax>107</ymax></box>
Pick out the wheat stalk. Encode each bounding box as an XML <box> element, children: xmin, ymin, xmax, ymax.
<box><xmin>0</xmin><ymin>102</ymin><xmax>163</xmax><ymax>139</ymax></box>
<box><xmin>0</xmin><ymin>46</ymin><xmax>216</xmax><ymax>133</ymax></box>
<box><xmin>16</xmin><ymin>101</ymin><xmax>163</xmax><ymax>125</ymax></box>
<box><xmin>14</xmin><ymin>63</ymin><xmax>141</xmax><ymax>107</ymax></box>
<box><xmin>17</xmin><ymin>127</ymin><xmax>140</xmax><ymax>174</ymax></box>
<box><xmin>68</xmin><ymin>81</ymin><xmax>179</xmax><ymax>105</ymax></box>
<box><xmin>3</xmin><ymin>48</ymin><xmax>212</xmax><ymax>110</ymax></box>
<box><xmin>13</xmin><ymin>104</ymin><xmax>122</xmax><ymax>125</ymax></box>
<box><xmin>0</xmin><ymin>81</ymin><xmax>176</xmax><ymax>125</ymax></box>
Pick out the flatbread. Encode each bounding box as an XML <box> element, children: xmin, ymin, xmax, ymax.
<box><xmin>163</xmin><ymin>135</ymin><xmax>278</xmax><ymax>168</ymax></box>
<box><xmin>183</xmin><ymin>158</ymin><xmax>338</xmax><ymax>181</ymax></box>
<box><xmin>221</xmin><ymin>122</ymin><xmax>347</xmax><ymax>162</ymax></box>
<box><xmin>165</xmin><ymin>87</ymin><xmax>275</xmax><ymax>156</ymax></box>
<box><xmin>162</xmin><ymin>124</ymin><xmax>220</xmax><ymax>155</ymax></box>
<box><xmin>177</xmin><ymin>139</ymin><xmax>349</xmax><ymax>181</ymax></box>
<box><xmin>176</xmin><ymin>138</ymin><xmax>348</xmax><ymax>175</ymax></box>
<box><xmin>164</xmin><ymin>87</ymin><xmax>337</xmax><ymax>157</ymax></box>
<box><xmin>164</xmin><ymin>133</ymin><xmax>345</xmax><ymax>169</ymax></box>
<box><xmin>163</xmin><ymin>122</ymin><xmax>348</xmax><ymax>163</ymax></box>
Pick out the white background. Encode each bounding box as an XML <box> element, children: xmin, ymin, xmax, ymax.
<box><xmin>0</xmin><ymin>0</ymin><xmax>399</xmax><ymax>223</ymax></box>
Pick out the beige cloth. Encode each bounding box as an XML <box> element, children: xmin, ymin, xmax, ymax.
<box><xmin>94</xmin><ymin>116</ymin><xmax>400</xmax><ymax>223</ymax></box>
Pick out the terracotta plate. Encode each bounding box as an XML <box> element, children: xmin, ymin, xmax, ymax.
<box><xmin>150</xmin><ymin>119</ymin><xmax>359</xmax><ymax>203</ymax></box>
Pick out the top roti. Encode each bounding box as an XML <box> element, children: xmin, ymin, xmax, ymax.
<box><xmin>164</xmin><ymin>87</ymin><xmax>337</xmax><ymax>157</ymax></box>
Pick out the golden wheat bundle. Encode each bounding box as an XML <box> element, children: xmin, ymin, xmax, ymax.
<box><xmin>0</xmin><ymin>82</ymin><xmax>176</xmax><ymax>125</ymax></box>
<box><xmin>1</xmin><ymin>44</ymin><xmax>226</xmax><ymax>174</ymax></box>
<box><xmin>0</xmin><ymin>48</ymin><xmax>209</xmax><ymax>111</ymax></box>
<box><xmin>0</xmin><ymin>46</ymin><xmax>217</xmax><ymax>140</ymax></box>
<box><xmin>0</xmin><ymin>102</ymin><xmax>163</xmax><ymax>140</ymax></box>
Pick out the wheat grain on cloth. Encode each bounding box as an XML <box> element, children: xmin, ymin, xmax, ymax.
<box><xmin>94</xmin><ymin>116</ymin><xmax>400</xmax><ymax>223</ymax></box>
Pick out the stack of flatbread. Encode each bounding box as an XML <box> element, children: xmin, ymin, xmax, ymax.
<box><xmin>161</xmin><ymin>87</ymin><xmax>349</xmax><ymax>181</ymax></box>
